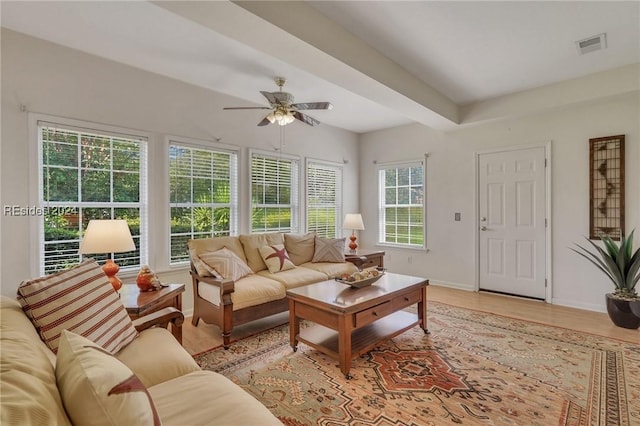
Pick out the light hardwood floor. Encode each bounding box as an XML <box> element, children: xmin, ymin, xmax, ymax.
<box><xmin>182</xmin><ymin>285</ymin><xmax>639</xmax><ymax>355</ymax></box>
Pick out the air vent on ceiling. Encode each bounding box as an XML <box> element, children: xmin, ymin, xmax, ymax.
<box><xmin>576</xmin><ymin>33</ymin><xmax>607</xmax><ymax>55</ymax></box>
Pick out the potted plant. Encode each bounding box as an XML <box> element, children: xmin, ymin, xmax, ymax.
<box><xmin>571</xmin><ymin>229</ymin><xmax>640</xmax><ymax>329</ymax></box>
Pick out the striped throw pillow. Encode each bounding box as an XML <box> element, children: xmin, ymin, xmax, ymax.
<box><xmin>16</xmin><ymin>259</ymin><xmax>138</xmax><ymax>354</ymax></box>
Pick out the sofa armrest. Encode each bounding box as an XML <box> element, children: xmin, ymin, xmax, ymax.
<box><xmin>132</xmin><ymin>307</ymin><xmax>184</xmax><ymax>342</ymax></box>
<box><xmin>189</xmin><ymin>270</ymin><xmax>236</xmax><ymax>295</ymax></box>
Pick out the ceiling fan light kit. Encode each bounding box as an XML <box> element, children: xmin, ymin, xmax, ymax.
<box><xmin>224</xmin><ymin>77</ymin><xmax>332</xmax><ymax>127</ymax></box>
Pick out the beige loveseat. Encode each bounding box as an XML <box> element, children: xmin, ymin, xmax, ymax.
<box><xmin>0</xmin><ymin>295</ymin><xmax>281</xmax><ymax>425</ymax></box>
<box><xmin>188</xmin><ymin>232</ymin><xmax>358</xmax><ymax>348</ymax></box>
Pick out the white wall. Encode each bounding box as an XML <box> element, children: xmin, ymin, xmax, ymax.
<box><xmin>359</xmin><ymin>94</ymin><xmax>639</xmax><ymax>312</ymax></box>
<box><xmin>0</xmin><ymin>29</ymin><xmax>360</xmax><ymax>312</ymax></box>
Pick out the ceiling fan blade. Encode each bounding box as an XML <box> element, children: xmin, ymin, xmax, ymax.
<box><xmin>260</xmin><ymin>91</ymin><xmax>278</xmax><ymax>106</ymax></box>
<box><xmin>223</xmin><ymin>106</ymin><xmax>271</xmax><ymax>110</ymax></box>
<box><xmin>292</xmin><ymin>111</ymin><xmax>320</xmax><ymax>126</ymax></box>
<box><xmin>291</xmin><ymin>102</ymin><xmax>333</xmax><ymax>111</ymax></box>
<box><xmin>257</xmin><ymin>115</ymin><xmax>272</xmax><ymax>126</ymax></box>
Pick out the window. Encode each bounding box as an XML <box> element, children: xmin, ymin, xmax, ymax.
<box><xmin>250</xmin><ymin>151</ymin><xmax>299</xmax><ymax>233</ymax></box>
<box><xmin>38</xmin><ymin>121</ymin><xmax>147</xmax><ymax>275</ymax></box>
<box><xmin>378</xmin><ymin>160</ymin><xmax>425</xmax><ymax>247</ymax></box>
<box><xmin>169</xmin><ymin>142</ymin><xmax>238</xmax><ymax>264</ymax></box>
<box><xmin>306</xmin><ymin>160</ymin><xmax>342</xmax><ymax>237</ymax></box>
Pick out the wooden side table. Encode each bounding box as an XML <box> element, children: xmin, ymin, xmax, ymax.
<box><xmin>344</xmin><ymin>250</ymin><xmax>385</xmax><ymax>270</ymax></box>
<box><xmin>120</xmin><ymin>283</ymin><xmax>185</xmax><ymax>344</ymax></box>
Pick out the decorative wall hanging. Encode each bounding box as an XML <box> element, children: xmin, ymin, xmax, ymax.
<box><xmin>589</xmin><ymin>135</ymin><xmax>625</xmax><ymax>240</ymax></box>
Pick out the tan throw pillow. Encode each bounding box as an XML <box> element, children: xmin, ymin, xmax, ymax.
<box><xmin>239</xmin><ymin>233</ymin><xmax>284</xmax><ymax>272</ymax></box>
<box><xmin>259</xmin><ymin>244</ymin><xmax>296</xmax><ymax>273</ymax></box>
<box><xmin>199</xmin><ymin>248</ymin><xmax>253</xmax><ymax>281</ymax></box>
<box><xmin>56</xmin><ymin>330</ymin><xmax>161</xmax><ymax>426</ymax></box>
<box><xmin>16</xmin><ymin>259</ymin><xmax>137</xmax><ymax>354</ymax></box>
<box><xmin>284</xmin><ymin>233</ymin><xmax>316</xmax><ymax>265</ymax></box>
<box><xmin>188</xmin><ymin>236</ymin><xmax>247</xmax><ymax>277</ymax></box>
<box><xmin>312</xmin><ymin>237</ymin><xmax>346</xmax><ymax>263</ymax></box>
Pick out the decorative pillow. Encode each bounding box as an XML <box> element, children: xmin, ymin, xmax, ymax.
<box><xmin>56</xmin><ymin>330</ymin><xmax>161</xmax><ymax>426</ymax></box>
<box><xmin>284</xmin><ymin>233</ymin><xmax>316</xmax><ymax>265</ymax></box>
<box><xmin>239</xmin><ymin>233</ymin><xmax>285</xmax><ymax>272</ymax></box>
<box><xmin>198</xmin><ymin>247</ymin><xmax>253</xmax><ymax>281</ymax></box>
<box><xmin>312</xmin><ymin>237</ymin><xmax>346</xmax><ymax>263</ymax></box>
<box><xmin>188</xmin><ymin>236</ymin><xmax>247</xmax><ymax>277</ymax></box>
<box><xmin>259</xmin><ymin>244</ymin><xmax>297</xmax><ymax>273</ymax></box>
<box><xmin>16</xmin><ymin>259</ymin><xmax>138</xmax><ymax>354</ymax></box>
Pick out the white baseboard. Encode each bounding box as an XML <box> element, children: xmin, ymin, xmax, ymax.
<box><xmin>429</xmin><ymin>280</ymin><xmax>475</xmax><ymax>291</ymax></box>
<box><xmin>551</xmin><ymin>298</ymin><xmax>606</xmax><ymax>314</ymax></box>
<box><xmin>182</xmin><ymin>308</ymin><xmax>193</xmax><ymax>318</ymax></box>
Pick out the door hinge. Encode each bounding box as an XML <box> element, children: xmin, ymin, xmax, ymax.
<box><xmin>545</xmin><ymin>218</ymin><xmax>547</xmax><ymax>227</ymax></box>
<box><xmin>544</xmin><ymin>158</ymin><xmax>548</xmax><ymax>167</ymax></box>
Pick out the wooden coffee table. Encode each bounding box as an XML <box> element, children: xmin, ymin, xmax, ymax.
<box><xmin>287</xmin><ymin>273</ymin><xmax>429</xmax><ymax>379</ymax></box>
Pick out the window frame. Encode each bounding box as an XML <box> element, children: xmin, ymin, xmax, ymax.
<box><xmin>377</xmin><ymin>158</ymin><xmax>426</xmax><ymax>249</ymax></box>
<box><xmin>305</xmin><ymin>158</ymin><xmax>343</xmax><ymax>238</ymax></box>
<box><xmin>249</xmin><ymin>149</ymin><xmax>300</xmax><ymax>234</ymax></box>
<box><xmin>167</xmin><ymin>138</ymin><xmax>239</xmax><ymax>265</ymax></box>
<box><xmin>31</xmin><ymin>114</ymin><xmax>149</xmax><ymax>276</ymax></box>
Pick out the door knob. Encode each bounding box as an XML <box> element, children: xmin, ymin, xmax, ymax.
<box><xmin>480</xmin><ymin>226</ymin><xmax>487</xmax><ymax>231</ymax></box>
<box><xmin>480</xmin><ymin>217</ymin><xmax>487</xmax><ymax>222</ymax></box>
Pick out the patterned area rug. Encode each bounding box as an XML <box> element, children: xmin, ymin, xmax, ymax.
<box><xmin>194</xmin><ymin>302</ymin><xmax>640</xmax><ymax>425</ymax></box>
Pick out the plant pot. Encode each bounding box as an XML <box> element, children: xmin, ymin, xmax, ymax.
<box><xmin>630</xmin><ymin>299</ymin><xmax>640</xmax><ymax>319</ymax></box>
<box><xmin>606</xmin><ymin>294</ymin><xmax>640</xmax><ymax>329</ymax></box>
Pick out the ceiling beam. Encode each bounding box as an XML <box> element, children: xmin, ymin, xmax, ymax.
<box><xmin>154</xmin><ymin>0</ymin><xmax>460</xmax><ymax>129</ymax></box>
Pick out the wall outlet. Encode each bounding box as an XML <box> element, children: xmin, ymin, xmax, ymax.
<box><xmin>407</xmin><ymin>256</ymin><xmax>412</xmax><ymax>264</ymax></box>
<box><xmin>454</xmin><ymin>212</ymin><xmax>461</xmax><ymax>221</ymax></box>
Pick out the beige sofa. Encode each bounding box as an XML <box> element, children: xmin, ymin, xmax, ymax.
<box><xmin>0</xmin><ymin>296</ymin><xmax>281</xmax><ymax>426</ymax></box>
<box><xmin>188</xmin><ymin>232</ymin><xmax>358</xmax><ymax>348</ymax></box>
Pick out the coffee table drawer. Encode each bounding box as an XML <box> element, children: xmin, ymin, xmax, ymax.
<box><xmin>355</xmin><ymin>301</ymin><xmax>393</xmax><ymax>327</ymax></box>
<box><xmin>392</xmin><ymin>290</ymin><xmax>421</xmax><ymax>311</ymax></box>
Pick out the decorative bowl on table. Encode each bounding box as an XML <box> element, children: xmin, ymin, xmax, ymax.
<box><xmin>335</xmin><ymin>269</ymin><xmax>384</xmax><ymax>288</ymax></box>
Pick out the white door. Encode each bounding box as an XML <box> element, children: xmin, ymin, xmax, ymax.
<box><xmin>478</xmin><ymin>147</ymin><xmax>547</xmax><ymax>299</ymax></box>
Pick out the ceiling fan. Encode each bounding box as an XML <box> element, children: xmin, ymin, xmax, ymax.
<box><xmin>223</xmin><ymin>77</ymin><xmax>333</xmax><ymax>127</ymax></box>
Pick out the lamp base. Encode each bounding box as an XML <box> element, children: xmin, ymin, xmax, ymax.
<box><xmin>102</xmin><ymin>259</ymin><xmax>123</xmax><ymax>292</ymax></box>
<box><xmin>348</xmin><ymin>233</ymin><xmax>358</xmax><ymax>253</ymax></box>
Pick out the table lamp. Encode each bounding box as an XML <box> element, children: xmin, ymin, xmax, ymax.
<box><xmin>343</xmin><ymin>213</ymin><xmax>365</xmax><ymax>253</ymax></box>
<box><xmin>79</xmin><ymin>219</ymin><xmax>136</xmax><ymax>291</ymax></box>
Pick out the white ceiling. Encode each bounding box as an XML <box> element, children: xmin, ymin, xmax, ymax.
<box><xmin>2</xmin><ymin>1</ymin><xmax>639</xmax><ymax>133</ymax></box>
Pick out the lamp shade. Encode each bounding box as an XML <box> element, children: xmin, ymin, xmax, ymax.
<box><xmin>343</xmin><ymin>213</ymin><xmax>365</xmax><ymax>230</ymax></box>
<box><xmin>79</xmin><ymin>220</ymin><xmax>135</xmax><ymax>254</ymax></box>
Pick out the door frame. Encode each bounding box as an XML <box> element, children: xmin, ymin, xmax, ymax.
<box><xmin>474</xmin><ymin>142</ymin><xmax>553</xmax><ymax>303</ymax></box>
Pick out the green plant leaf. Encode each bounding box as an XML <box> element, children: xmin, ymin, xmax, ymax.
<box><xmin>584</xmin><ymin>238</ymin><xmax>625</xmax><ymax>288</ymax></box>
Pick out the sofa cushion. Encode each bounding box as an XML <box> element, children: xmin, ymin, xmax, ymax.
<box><xmin>16</xmin><ymin>259</ymin><xmax>137</xmax><ymax>354</ymax></box>
<box><xmin>198</xmin><ymin>248</ymin><xmax>253</xmax><ymax>281</ymax></box>
<box><xmin>312</xmin><ymin>237</ymin><xmax>346</xmax><ymax>263</ymax></box>
<box><xmin>198</xmin><ymin>274</ymin><xmax>285</xmax><ymax>311</ymax></box>
<box><xmin>148</xmin><ymin>370</ymin><xmax>281</xmax><ymax>426</ymax></box>
<box><xmin>284</xmin><ymin>232</ymin><xmax>316</xmax><ymax>265</ymax></box>
<box><xmin>0</xmin><ymin>296</ymin><xmax>72</xmax><ymax>426</ymax></box>
<box><xmin>56</xmin><ymin>330</ymin><xmax>161</xmax><ymax>426</ymax></box>
<box><xmin>259</xmin><ymin>244</ymin><xmax>296</xmax><ymax>273</ymax></box>
<box><xmin>257</xmin><ymin>267</ymin><xmax>328</xmax><ymax>290</ymax></box>
<box><xmin>116</xmin><ymin>328</ymin><xmax>200</xmax><ymax>388</ymax></box>
<box><xmin>239</xmin><ymin>233</ymin><xmax>285</xmax><ymax>272</ymax></box>
<box><xmin>301</xmin><ymin>261</ymin><xmax>358</xmax><ymax>278</ymax></box>
<box><xmin>188</xmin><ymin>236</ymin><xmax>247</xmax><ymax>277</ymax></box>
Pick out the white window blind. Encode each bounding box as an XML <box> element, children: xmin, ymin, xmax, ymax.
<box><xmin>38</xmin><ymin>121</ymin><xmax>148</xmax><ymax>275</ymax></box>
<box><xmin>250</xmin><ymin>151</ymin><xmax>299</xmax><ymax>233</ymax></box>
<box><xmin>306</xmin><ymin>160</ymin><xmax>342</xmax><ymax>238</ymax></box>
<box><xmin>378</xmin><ymin>159</ymin><xmax>425</xmax><ymax>248</ymax></box>
<box><xmin>169</xmin><ymin>142</ymin><xmax>238</xmax><ymax>264</ymax></box>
